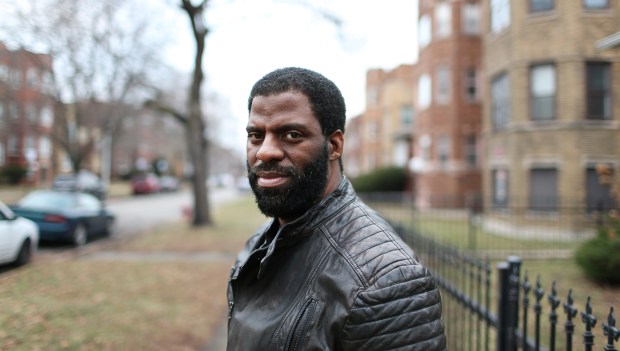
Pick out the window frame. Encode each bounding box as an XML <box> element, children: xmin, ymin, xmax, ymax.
<box><xmin>585</xmin><ymin>62</ymin><xmax>612</xmax><ymax>120</ymax></box>
<box><xmin>492</xmin><ymin>72</ymin><xmax>511</xmax><ymax>130</ymax></box>
<box><xmin>436</xmin><ymin>65</ymin><xmax>451</xmax><ymax>105</ymax></box>
<box><xmin>529</xmin><ymin>168</ymin><xmax>558</xmax><ymax>212</ymax></box>
<box><xmin>583</xmin><ymin>0</ymin><xmax>609</xmax><ymax>9</ymax></box>
<box><xmin>490</xmin><ymin>0</ymin><xmax>511</xmax><ymax>33</ymax></box>
<box><xmin>529</xmin><ymin>63</ymin><xmax>557</xmax><ymax>121</ymax></box>
<box><xmin>492</xmin><ymin>168</ymin><xmax>510</xmax><ymax>209</ymax></box>
<box><xmin>529</xmin><ymin>0</ymin><xmax>554</xmax><ymax>13</ymax></box>
<box><xmin>464</xmin><ymin>67</ymin><xmax>478</xmax><ymax>102</ymax></box>
<box><xmin>462</xmin><ymin>3</ymin><xmax>481</xmax><ymax>35</ymax></box>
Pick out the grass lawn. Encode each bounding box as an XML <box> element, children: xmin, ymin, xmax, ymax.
<box><xmin>0</xmin><ymin>195</ymin><xmax>267</xmax><ymax>351</ymax></box>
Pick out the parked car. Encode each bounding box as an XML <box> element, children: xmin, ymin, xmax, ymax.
<box><xmin>131</xmin><ymin>173</ymin><xmax>161</xmax><ymax>195</ymax></box>
<box><xmin>9</xmin><ymin>190</ymin><xmax>115</xmax><ymax>247</ymax></box>
<box><xmin>159</xmin><ymin>175</ymin><xmax>180</xmax><ymax>192</ymax></box>
<box><xmin>51</xmin><ymin>170</ymin><xmax>107</xmax><ymax>200</ymax></box>
<box><xmin>0</xmin><ymin>201</ymin><xmax>39</xmax><ymax>266</ymax></box>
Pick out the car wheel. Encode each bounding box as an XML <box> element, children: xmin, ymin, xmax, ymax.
<box><xmin>14</xmin><ymin>240</ymin><xmax>32</xmax><ymax>266</ymax></box>
<box><xmin>73</xmin><ymin>224</ymin><xmax>87</xmax><ymax>247</ymax></box>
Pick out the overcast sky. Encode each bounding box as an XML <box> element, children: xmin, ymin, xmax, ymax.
<box><xmin>164</xmin><ymin>0</ymin><xmax>419</xmax><ymax>150</ymax></box>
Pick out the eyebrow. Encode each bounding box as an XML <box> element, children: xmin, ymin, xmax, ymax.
<box><xmin>246</xmin><ymin>122</ymin><xmax>311</xmax><ymax>134</ymax></box>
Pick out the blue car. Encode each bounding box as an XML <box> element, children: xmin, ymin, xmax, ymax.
<box><xmin>10</xmin><ymin>190</ymin><xmax>115</xmax><ymax>247</ymax></box>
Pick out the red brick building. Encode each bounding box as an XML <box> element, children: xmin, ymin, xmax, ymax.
<box><xmin>0</xmin><ymin>42</ymin><xmax>56</xmax><ymax>186</ymax></box>
<box><xmin>410</xmin><ymin>0</ymin><xmax>483</xmax><ymax>206</ymax></box>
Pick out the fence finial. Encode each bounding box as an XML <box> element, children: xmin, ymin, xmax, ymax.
<box><xmin>582</xmin><ymin>296</ymin><xmax>597</xmax><ymax>351</ymax></box>
<box><xmin>604</xmin><ymin>307</ymin><xmax>620</xmax><ymax>351</ymax></box>
<box><xmin>564</xmin><ymin>289</ymin><xmax>578</xmax><ymax>350</ymax></box>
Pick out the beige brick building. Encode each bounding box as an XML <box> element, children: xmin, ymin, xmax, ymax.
<box><xmin>482</xmin><ymin>0</ymin><xmax>620</xmax><ymax>237</ymax></box>
<box><xmin>344</xmin><ymin>65</ymin><xmax>415</xmax><ymax>181</ymax></box>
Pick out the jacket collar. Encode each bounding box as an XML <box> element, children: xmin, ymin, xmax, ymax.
<box><xmin>256</xmin><ymin>176</ymin><xmax>356</xmax><ymax>278</ymax></box>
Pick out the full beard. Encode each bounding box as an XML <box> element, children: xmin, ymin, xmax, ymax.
<box><xmin>247</xmin><ymin>143</ymin><xmax>329</xmax><ymax>221</ymax></box>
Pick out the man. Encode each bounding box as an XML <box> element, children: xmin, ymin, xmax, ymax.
<box><xmin>227</xmin><ymin>67</ymin><xmax>446</xmax><ymax>350</ymax></box>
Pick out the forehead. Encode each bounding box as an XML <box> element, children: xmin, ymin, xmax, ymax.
<box><xmin>249</xmin><ymin>90</ymin><xmax>318</xmax><ymax>125</ymax></box>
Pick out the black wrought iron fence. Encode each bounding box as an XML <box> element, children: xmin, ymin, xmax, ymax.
<box><xmin>393</xmin><ymin>225</ymin><xmax>619</xmax><ymax>351</ymax></box>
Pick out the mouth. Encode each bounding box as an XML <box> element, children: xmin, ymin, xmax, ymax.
<box><xmin>256</xmin><ymin>171</ymin><xmax>290</xmax><ymax>188</ymax></box>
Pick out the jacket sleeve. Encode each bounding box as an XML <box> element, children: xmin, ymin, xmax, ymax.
<box><xmin>340</xmin><ymin>264</ymin><xmax>447</xmax><ymax>351</ymax></box>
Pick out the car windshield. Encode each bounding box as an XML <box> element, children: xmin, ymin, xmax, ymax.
<box><xmin>18</xmin><ymin>191</ymin><xmax>76</xmax><ymax>210</ymax></box>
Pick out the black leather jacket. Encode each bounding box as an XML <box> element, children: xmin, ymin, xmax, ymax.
<box><xmin>227</xmin><ymin>178</ymin><xmax>446</xmax><ymax>350</ymax></box>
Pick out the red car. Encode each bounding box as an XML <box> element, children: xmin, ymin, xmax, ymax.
<box><xmin>131</xmin><ymin>173</ymin><xmax>161</xmax><ymax>195</ymax></box>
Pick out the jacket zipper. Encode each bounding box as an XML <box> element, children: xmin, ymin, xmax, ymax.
<box><xmin>286</xmin><ymin>297</ymin><xmax>318</xmax><ymax>351</ymax></box>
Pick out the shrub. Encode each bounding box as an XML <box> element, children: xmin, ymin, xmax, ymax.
<box><xmin>1</xmin><ymin>164</ymin><xmax>28</xmax><ymax>184</ymax></box>
<box><xmin>350</xmin><ymin>166</ymin><xmax>407</xmax><ymax>193</ymax></box>
<box><xmin>575</xmin><ymin>235</ymin><xmax>620</xmax><ymax>285</ymax></box>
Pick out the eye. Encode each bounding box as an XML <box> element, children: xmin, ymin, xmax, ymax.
<box><xmin>284</xmin><ymin>131</ymin><xmax>302</xmax><ymax>140</ymax></box>
<box><xmin>247</xmin><ymin>132</ymin><xmax>263</xmax><ymax>143</ymax></box>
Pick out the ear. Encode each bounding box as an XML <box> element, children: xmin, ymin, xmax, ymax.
<box><xmin>327</xmin><ymin>130</ymin><xmax>344</xmax><ymax>161</ymax></box>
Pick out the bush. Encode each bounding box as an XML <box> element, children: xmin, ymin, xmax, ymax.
<box><xmin>350</xmin><ymin>166</ymin><xmax>408</xmax><ymax>193</ymax></box>
<box><xmin>575</xmin><ymin>236</ymin><xmax>620</xmax><ymax>285</ymax></box>
<box><xmin>1</xmin><ymin>164</ymin><xmax>28</xmax><ymax>184</ymax></box>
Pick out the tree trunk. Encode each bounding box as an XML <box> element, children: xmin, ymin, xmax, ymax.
<box><xmin>183</xmin><ymin>0</ymin><xmax>211</xmax><ymax>226</ymax></box>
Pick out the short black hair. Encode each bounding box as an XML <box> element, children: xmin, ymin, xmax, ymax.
<box><xmin>248</xmin><ymin>67</ymin><xmax>346</xmax><ymax>136</ymax></box>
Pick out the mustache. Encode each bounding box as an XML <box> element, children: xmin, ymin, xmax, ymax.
<box><xmin>248</xmin><ymin>161</ymin><xmax>297</xmax><ymax>177</ymax></box>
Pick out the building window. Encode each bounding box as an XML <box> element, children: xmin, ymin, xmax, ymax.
<box><xmin>530</xmin><ymin>64</ymin><xmax>556</xmax><ymax>120</ymax></box>
<box><xmin>368</xmin><ymin>122</ymin><xmax>378</xmax><ymax>141</ymax></box>
<box><xmin>586</xmin><ymin>166</ymin><xmax>616</xmax><ymax>212</ymax></box>
<box><xmin>27</xmin><ymin>68</ymin><xmax>38</xmax><ymax>88</ymax></box>
<box><xmin>492</xmin><ymin>169</ymin><xmax>509</xmax><ymax>208</ymax></box>
<box><xmin>435</xmin><ymin>3</ymin><xmax>452</xmax><ymax>38</ymax></box>
<box><xmin>418</xmin><ymin>74</ymin><xmax>432</xmax><ymax>110</ymax></box>
<box><xmin>436</xmin><ymin>65</ymin><xmax>451</xmax><ymax>104</ymax></box>
<box><xmin>464</xmin><ymin>67</ymin><xmax>478</xmax><ymax>102</ymax></box>
<box><xmin>462</xmin><ymin>3</ymin><xmax>481</xmax><ymax>35</ymax></box>
<box><xmin>464</xmin><ymin>135</ymin><xmax>477</xmax><ymax>168</ymax></box>
<box><xmin>26</xmin><ymin>103</ymin><xmax>38</xmax><ymax>122</ymax></box>
<box><xmin>418</xmin><ymin>15</ymin><xmax>432</xmax><ymax>49</ymax></box>
<box><xmin>584</xmin><ymin>0</ymin><xmax>609</xmax><ymax>9</ymax></box>
<box><xmin>367</xmin><ymin>87</ymin><xmax>378</xmax><ymax>106</ymax></box>
<box><xmin>39</xmin><ymin>136</ymin><xmax>52</xmax><ymax>159</ymax></box>
<box><xmin>420</xmin><ymin>134</ymin><xmax>432</xmax><ymax>162</ymax></box>
<box><xmin>40</xmin><ymin>105</ymin><xmax>53</xmax><ymax>127</ymax></box>
<box><xmin>437</xmin><ymin>135</ymin><xmax>450</xmax><ymax>169</ymax></box>
<box><xmin>492</xmin><ymin>73</ymin><xmax>510</xmax><ymax>130</ymax></box>
<box><xmin>8</xmin><ymin>135</ymin><xmax>18</xmax><ymax>156</ymax></box>
<box><xmin>530</xmin><ymin>0</ymin><xmax>554</xmax><ymax>12</ymax></box>
<box><xmin>491</xmin><ymin>0</ymin><xmax>511</xmax><ymax>33</ymax></box>
<box><xmin>0</xmin><ymin>64</ymin><xmax>8</xmax><ymax>82</ymax></box>
<box><xmin>586</xmin><ymin>62</ymin><xmax>611</xmax><ymax>120</ymax></box>
<box><xmin>400</xmin><ymin>105</ymin><xmax>413</xmax><ymax>127</ymax></box>
<box><xmin>529</xmin><ymin>168</ymin><xmax>558</xmax><ymax>211</ymax></box>
<box><xmin>9</xmin><ymin>102</ymin><xmax>19</xmax><ymax>120</ymax></box>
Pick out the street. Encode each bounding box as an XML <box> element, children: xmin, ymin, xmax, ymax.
<box><xmin>107</xmin><ymin>186</ymin><xmax>242</xmax><ymax>237</ymax></box>
<box><xmin>30</xmin><ymin>186</ymin><xmax>244</xmax><ymax>258</ymax></box>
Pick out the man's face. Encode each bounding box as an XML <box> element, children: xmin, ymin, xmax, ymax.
<box><xmin>246</xmin><ymin>91</ymin><xmax>330</xmax><ymax>222</ymax></box>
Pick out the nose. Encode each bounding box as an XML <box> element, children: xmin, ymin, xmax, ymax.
<box><xmin>255</xmin><ymin>135</ymin><xmax>284</xmax><ymax>163</ymax></box>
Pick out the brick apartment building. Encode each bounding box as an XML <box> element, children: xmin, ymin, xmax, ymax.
<box><xmin>0</xmin><ymin>42</ymin><xmax>56</xmax><ymax>186</ymax></box>
<box><xmin>482</xmin><ymin>0</ymin><xmax>620</xmax><ymax>237</ymax></box>
<box><xmin>411</xmin><ymin>0</ymin><xmax>483</xmax><ymax>207</ymax></box>
<box><xmin>345</xmin><ymin>0</ymin><xmax>483</xmax><ymax>202</ymax></box>
<box><xmin>347</xmin><ymin>65</ymin><xmax>415</xmax><ymax>178</ymax></box>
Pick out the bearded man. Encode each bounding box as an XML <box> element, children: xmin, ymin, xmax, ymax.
<box><xmin>227</xmin><ymin>67</ymin><xmax>446</xmax><ymax>351</ymax></box>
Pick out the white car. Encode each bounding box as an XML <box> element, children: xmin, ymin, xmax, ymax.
<box><xmin>0</xmin><ymin>200</ymin><xmax>39</xmax><ymax>266</ymax></box>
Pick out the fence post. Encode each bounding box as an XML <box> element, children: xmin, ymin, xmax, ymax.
<box><xmin>581</xmin><ymin>296</ymin><xmax>597</xmax><ymax>351</ymax></box>
<box><xmin>496</xmin><ymin>256</ymin><xmax>521</xmax><ymax>351</ymax></box>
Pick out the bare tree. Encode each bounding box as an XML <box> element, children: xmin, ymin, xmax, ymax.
<box><xmin>147</xmin><ymin>0</ymin><xmax>342</xmax><ymax>227</ymax></box>
<box><xmin>5</xmin><ymin>0</ymin><xmax>165</xmax><ymax>176</ymax></box>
